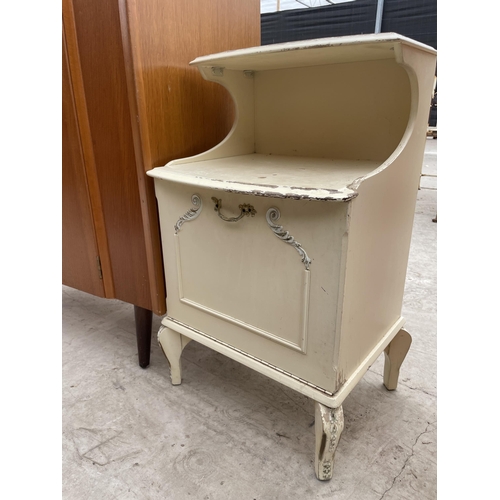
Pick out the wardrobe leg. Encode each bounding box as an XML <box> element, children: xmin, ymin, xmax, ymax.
<box><xmin>134</xmin><ymin>305</ymin><xmax>152</xmax><ymax>368</ymax></box>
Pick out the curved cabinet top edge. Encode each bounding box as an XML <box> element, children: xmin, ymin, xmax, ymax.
<box><xmin>146</xmin><ymin>167</ymin><xmax>358</xmax><ymax>202</ymax></box>
<box><xmin>189</xmin><ymin>33</ymin><xmax>436</xmax><ymax>71</ymax></box>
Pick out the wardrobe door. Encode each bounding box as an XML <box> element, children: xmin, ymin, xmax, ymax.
<box><xmin>62</xmin><ymin>30</ymin><xmax>104</xmax><ymax>297</ymax></box>
<box><xmin>71</xmin><ymin>0</ymin><xmax>154</xmax><ymax>311</ymax></box>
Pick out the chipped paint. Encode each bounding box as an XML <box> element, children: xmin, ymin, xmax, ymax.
<box><xmin>336</xmin><ymin>369</ymin><xmax>346</xmax><ymax>388</ymax></box>
<box><xmin>149</xmin><ymin>167</ymin><xmax>358</xmax><ymax>202</ymax></box>
<box><xmin>219</xmin><ymin>179</ymin><xmax>280</xmax><ymax>189</ymax></box>
<box><xmin>289</xmin><ymin>186</ymin><xmax>340</xmax><ymax>193</ymax></box>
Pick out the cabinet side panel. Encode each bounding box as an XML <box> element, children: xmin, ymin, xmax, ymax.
<box><xmin>62</xmin><ymin>30</ymin><xmax>104</xmax><ymax>297</ymax></box>
<box><xmin>338</xmin><ymin>164</ymin><xmax>415</xmax><ymax>383</ymax></box>
<box><xmin>337</xmin><ymin>48</ymin><xmax>437</xmax><ymax>383</ymax></box>
<box><xmin>72</xmin><ymin>0</ymin><xmax>152</xmax><ymax>310</ymax></box>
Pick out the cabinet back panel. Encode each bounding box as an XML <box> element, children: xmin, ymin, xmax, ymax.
<box><xmin>254</xmin><ymin>59</ymin><xmax>411</xmax><ymax>162</ymax></box>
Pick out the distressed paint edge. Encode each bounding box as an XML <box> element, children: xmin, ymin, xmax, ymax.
<box><xmin>332</xmin><ymin>204</ymin><xmax>352</xmax><ymax>385</ymax></box>
<box><xmin>301</xmin><ymin>269</ymin><xmax>311</xmax><ymax>354</ymax></box>
<box><xmin>147</xmin><ymin>169</ymin><xmax>358</xmax><ymax>202</ymax></box>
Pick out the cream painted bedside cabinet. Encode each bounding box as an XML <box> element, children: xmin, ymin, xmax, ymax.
<box><xmin>147</xmin><ymin>33</ymin><xmax>437</xmax><ymax>480</ymax></box>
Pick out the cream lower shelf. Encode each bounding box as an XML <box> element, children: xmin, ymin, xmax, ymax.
<box><xmin>149</xmin><ymin>153</ymin><xmax>380</xmax><ymax>202</ymax></box>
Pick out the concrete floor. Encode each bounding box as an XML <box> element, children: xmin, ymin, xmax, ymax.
<box><xmin>62</xmin><ymin>139</ymin><xmax>437</xmax><ymax>499</ymax></box>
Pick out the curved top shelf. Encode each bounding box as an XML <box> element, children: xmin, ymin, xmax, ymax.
<box><xmin>190</xmin><ymin>33</ymin><xmax>436</xmax><ymax>72</ymax></box>
<box><xmin>147</xmin><ymin>154</ymin><xmax>381</xmax><ymax>202</ymax></box>
<box><xmin>148</xmin><ymin>34</ymin><xmax>436</xmax><ymax>202</ymax></box>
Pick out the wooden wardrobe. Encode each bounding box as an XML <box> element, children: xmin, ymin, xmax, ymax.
<box><xmin>62</xmin><ymin>0</ymin><xmax>260</xmax><ymax>367</ymax></box>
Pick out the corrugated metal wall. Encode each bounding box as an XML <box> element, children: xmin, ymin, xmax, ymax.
<box><xmin>261</xmin><ymin>0</ymin><xmax>437</xmax><ymax>49</ymax></box>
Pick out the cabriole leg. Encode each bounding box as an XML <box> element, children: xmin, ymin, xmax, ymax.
<box><xmin>314</xmin><ymin>402</ymin><xmax>344</xmax><ymax>481</ymax></box>
<box><xmin>383</xmin><ymin>328</ymin><xmax>412</xmax><ymax>390</ymax></box>
<box><xmin>157</xmin><ymin>325</ymin><xmax>192</xmax><ymax>385</ymax></box>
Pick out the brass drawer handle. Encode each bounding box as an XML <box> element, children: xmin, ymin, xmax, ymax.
<box><xmin>211</xmin><ymin>197</ymin><xmax>256</xmax><ymax>222</ymax></box>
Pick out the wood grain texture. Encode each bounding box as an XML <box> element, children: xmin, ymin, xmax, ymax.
<box><xmin>62</xmin><ymin>28</ymin><xmax>104</xmax><ymax>297</ymax></box>
<box><xmin>71</xmin><ymin>0</ymin><xmax>153</xmax><ymax>311</ymax></box>
<box><xmin>62</xmin><ymin>0</ymin><xmax>114</xmax><ymax>297</ymax></box>
<box><xmin>126</xmin><ymin>0</ymin><xmax>260</xmax><ymax>169</ymax></box>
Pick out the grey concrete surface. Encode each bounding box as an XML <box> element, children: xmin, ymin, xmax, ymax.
<box><xmin>62</xmin><ymin>139</ymin><xmax>437</xmax><ymax>499</ymax></box>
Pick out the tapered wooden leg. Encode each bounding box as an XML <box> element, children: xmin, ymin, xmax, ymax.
<box><xmin>157</xmin><ymin>326</ymin><xmax>192</xmax><ymax>385</ymax></box>
<box><xmin>383</xmin><ymin>328</ymin><xmax>412</xmax><ymax>390</ymax></box>
<box><xmin>134</xmin><ymin>306</ymin><xmax>152</xmax><ymax>368</ymax></box>
<box><xmin>314</xmin><ymin>403</ymin><xmax>344</xmax><ymax>481</ymax></box>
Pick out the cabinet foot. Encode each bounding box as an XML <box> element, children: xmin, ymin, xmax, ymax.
<box><xmin>383</xmin><ymin>328</ymin><xmax>412</xmax><ymax>390</ymax></box>
<box><xmin>134</xmin><ymin>306</ymin><xmax>152</xmax><ymax>368</ymax></box>
<box><xmin>314</xmin><ymin>402</ymin><xmax>344</xmax><ymax>481</ymax></box>
<box><xmin>158</xmin><ymin>326</ymin><xmax>192</xmax><ymax>385</ymax></box>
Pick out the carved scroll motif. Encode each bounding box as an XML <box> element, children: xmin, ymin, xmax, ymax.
<box><xmin>266</xmin><ymin>207</ymin><xmax>312</xmax><ymax>270</ymax></box>
<box><xmin>315</xmin><ymin>403</ymin><xmax>344</xmax><ymax>481</ymax></box>
<box><xmin>174</xmin><ymin>194</ymin><xmax>202</xmax><ymax>234</ymax></box>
